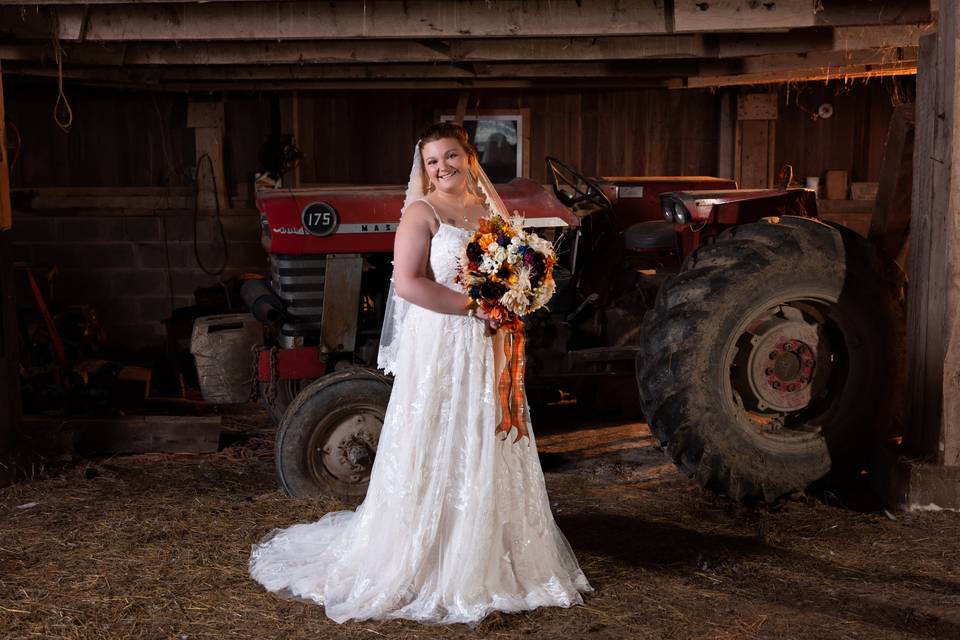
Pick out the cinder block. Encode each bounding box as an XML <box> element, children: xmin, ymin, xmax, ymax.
<box><xmin>135</xmin><ymin>242</ymin><xmax>194</xmax><ymax>269</ymax></box>
<box><xmin>111</xmin><ymin>270</ymin><xmax>171</xmax><ymax>298</ymax></box>
<box><xmin>229</xmin><ymin>242</ymin><xmax>269</xmax><ymax>271</ymax></box>
<box><xmin>163</xmin><ymin>215</ymin><xmax>221</xmax><ymax>243</ymax></box>
<box><xmin>137</xmin><ymin>296</ymin><xmax>176</xmax><ymax>323</ymax></box>
<box><xmin>122</xmin><ymin>217</ymin><xmax>162</xmax><ymax>242</ymax></box>
<box><xmin>9</xmin><ymin>243</ymin><xmax>35</xmax><ymax>263</ymax></box>
<box><xmin>8</xmin><ymin>214</ymin><xmax>59</xmax><ymax>243</ymax></box>
<box><xmin>60</xmin><ymin>218</ymin><xmax>127</xmax><ymax>242</ymax></box>
<box><xmin>170</xmin><ymin>269</ymin><xmax>221</xmax><ymax>298</ymax></box>
<box><xmin>35</xmin><ymin>244</ymin><xmax>90</xmax><ymax>269</ymax></box>
<box><xmin>83</xmin><ymin>244</ymin><xmax>137</xmax><ymax>270</ymax></box>
<box><xmin>221</xmin><ymin>215</ymin><xmax>264</xmax><ymax>244</ymax></box>
<box><xmin>56</xmin><ymin>269</ymin><xmax>116</xmax><ymax>304</ymax></box>
<box><xmin>191</xmin><ymin>242</ymin><xmax>231</xmax><ymax>272</ymax></box>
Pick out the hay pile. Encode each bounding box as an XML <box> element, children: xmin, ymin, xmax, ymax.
<box><xmin>2</xmin><ymin>412</ymin><xmax>959</xmax><ymax>639</ymax></box>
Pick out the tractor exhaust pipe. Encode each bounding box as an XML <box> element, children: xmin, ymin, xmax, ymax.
<box><xmin>241</xmin><ymin>279</ymin><xmax>285</xmax><ymax>324</ymax></box>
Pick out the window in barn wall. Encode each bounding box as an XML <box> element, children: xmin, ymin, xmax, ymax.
<box><xmin>440</xmin><ymin>110</ymin><xmax>530</xmax><ymax>182</ymax></box>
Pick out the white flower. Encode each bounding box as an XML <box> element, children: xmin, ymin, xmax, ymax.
<box><xmin>516</xmin><ymin>267</ymin><xmax>533</xmax><ymax>293</ymax></box>
<box><xmin>526</xmin><ymin>233</ymin><xmax>554</xmax><ymax>256</ymax></box>
<box><xmin>500</xmin><ymin>289</ymin><xmax>529</xmax><ymax>316</ymax></box>
<box><xmin>480</xmin><ymin>255</ymin><xmax>500</xmax><ymax>274</ymax></box>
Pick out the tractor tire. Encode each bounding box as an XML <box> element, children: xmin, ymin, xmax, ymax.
<box><xmin>264</xmin><ymin>378</ymin><xmax>311</xmax><ymax>425</ymax></box>
<box><xmin>636</xmin><ymin>216</ymin><xmax>904</xmax><ymax>502</ymax></box>
<box><xmin>275</xmin><ymin>368</ymin><xmax>393</xmax><ymax>499</ymax></box>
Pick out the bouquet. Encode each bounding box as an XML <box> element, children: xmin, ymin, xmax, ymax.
<box><xmin>456</xmin><ymin>213</ymin><xmax>557</xmax><ymax>323</ymax></box>
<box><xmin>455</xmin><ymin>213</ymin><xmax>557</xmax><ymax>442</ymax></box>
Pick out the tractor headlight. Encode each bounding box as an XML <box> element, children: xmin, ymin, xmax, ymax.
<box><xmin>672</xmin><ymin>200</ymin><xmax>689</xmax><ymax>225</ymax></box>
<box><xmin>662</xmin><ymin>200</ymin><xmax>675</xmax><ymax>222</ymax></box>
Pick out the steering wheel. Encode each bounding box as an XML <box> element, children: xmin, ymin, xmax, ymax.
<box><xmin>545</xmin><ymin>156</ymin><xmax>612</xmax><ymax>210</ymax></box>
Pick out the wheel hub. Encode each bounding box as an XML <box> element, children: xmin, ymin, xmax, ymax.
<box><xmin>742</xmin><ymin>310</ymin><xmax>831</xmax><ymax>413</ymax></box>
<box><xmin>310</xmin><ymin>411</ymin><xmax>382</xmax><ymax>487</ymax></box>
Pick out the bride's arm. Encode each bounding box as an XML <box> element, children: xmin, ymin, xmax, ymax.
<box><xmin>393</xmin><ymin>202</ymin><xmax>472</xmax><ymax>315</ymax></box>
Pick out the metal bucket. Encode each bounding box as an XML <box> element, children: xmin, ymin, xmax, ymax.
<box><xmin>190</xmin><ymin>313</ymin><xmax>262</xmax><ymax>404</ymax></box>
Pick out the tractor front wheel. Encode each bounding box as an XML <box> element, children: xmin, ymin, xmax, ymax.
<box><xmin>637</xmin><ymin>217</ymin><xmax>904</xmax><ymax>502</ymax></box>
<box><xmin>275</xmin><ymin>368</ymin><xmax>392</xmax><ymax>499</ymax></box>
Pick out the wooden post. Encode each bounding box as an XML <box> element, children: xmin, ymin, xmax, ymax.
<box><xmin>868</xmin><ymin>103</ymin><xmax>915</xmax><ymax>263</ymax></box>
<box><xmin>0</xmin><ymin>231</ymin><xmax>19</xmax><ymax>488</ymax></box>
<box><xmin>187</xmin><ymin>97</ymin><xmax>228</xmax><ymax>210</ymax></box>
<box><xmin>885</xmin><ymin>3</ymin><xmax>960</xmax><ymax>510</ymax></box>
<box><xmin>735</xmin><ymin>91</ymin><xmax>777</xmax><ymax>188</ymax></box>
<box><xmin>0</xmin><ymin>60</ymin><xmax>11</xmax><ymax>231</ymax></box>
<box><xmin>716</xmin><ymin>88</ymin><xmax>737</xmax><ymax>180</ymax></box>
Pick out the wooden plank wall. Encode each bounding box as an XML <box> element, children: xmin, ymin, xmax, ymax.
<box><xmin>295</xmin><ymin>88</ymin><xmax>722</xmax><ymax>185</ymax></box>
<box><xmin>6</xmin><ymin>78</ymin><xmax>903</xmax><ymax>192</ymax></box>
<box><xmin>774</xmin><ymin>78</ymin><xmax>912</xmax><ymax>184</ymax></box>
<box><xmin>5</xmin><ymin>82</ymin><xmax>195</xmax><ymax>188</ymax></box>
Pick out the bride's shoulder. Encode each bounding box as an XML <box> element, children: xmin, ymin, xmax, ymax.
<box><xmin>401</xmin><ymin>200</ymin><xmax>438</xmax><ymax>231</ymax></box>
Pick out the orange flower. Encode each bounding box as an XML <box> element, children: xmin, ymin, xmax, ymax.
<box><xmin>478</xmin><ymin>233</ymin><xmax>496</xmax><ymax>250</ymax></box>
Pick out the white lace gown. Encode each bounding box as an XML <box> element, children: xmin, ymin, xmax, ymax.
<box><xmin>249</xmin><ymin>222</ymin><xmax>592</xmax><ymax>624</ymax></box>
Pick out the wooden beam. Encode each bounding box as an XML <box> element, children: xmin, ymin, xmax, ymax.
<box><xmin>3</xmin><ymin>60</ymin><xmax>708</xmax><ymax>82</ymax></box>
<box><xmin>23</xmin><ymin>416</ymin><xmax>223</xmax><ymax>455</ymax></box>
<box><xmin>0</xmin><ymin>71</ymin><xmax>683</xmax><ymax>91</ymax></box>
<box><xmin>868</xmin><ymin>103</ymin><xmax>915</xmax><ymax>260</ymax></box>
<box><xmin>674</xmin><ymin>0</ymin><xmax>931</xmax><ymax>33</ymax></box>
<box><xmin>833</xmin><ymin>23</ymin><xmax>936</xmax><ymax>50</ymax></box>
<box><xmin>3</xmin><ymin>1</ymin><xmax>669</xmax><ymax>41</ymax></box>
<box><xmin>687</xmin><ymin>47</ymin><xmax>919</xmax><ymax>87</ymax></box>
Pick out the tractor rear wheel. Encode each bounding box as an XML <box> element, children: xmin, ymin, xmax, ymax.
<box><xmin>275</xmin><ymin>368</ymin><xmax>392</xmax><ymax>499</ymax></box>
<box><xmin>636</xmin><ymin>216</ymin><xmax>904</xmax><ymax>502</ymax></box>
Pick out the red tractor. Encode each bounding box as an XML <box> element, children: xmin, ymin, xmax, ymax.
<box><xmin>243</xmin><ymin>160</ymin><xmax>903</xmax><ymax>503</ymax></box>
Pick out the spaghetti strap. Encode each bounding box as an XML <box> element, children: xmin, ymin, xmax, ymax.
<box><xmin>418</xmin><ymin>198</ymin><xmax>443</xmax><ymax>226</ymax></box>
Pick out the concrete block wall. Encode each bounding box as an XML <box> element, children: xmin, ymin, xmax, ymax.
<box><xmin>8</xmin><ymin>208</ymin><xmax>268</xmax><ymax>355</ymax></box>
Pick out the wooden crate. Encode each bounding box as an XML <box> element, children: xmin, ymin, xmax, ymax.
<box><xmin>818</xmin><ymin>198</ymin><xmax>873</xmax><ymax>237</ymax></box>
<box><xmin>851</xmin><ymin>181</ymin><xmax>879</xmax><ymax>201</ymax></box>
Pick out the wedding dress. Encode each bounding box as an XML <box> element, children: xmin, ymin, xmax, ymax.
<box><xmin>248</xmin><ymin>202</ymin><xmax>592</xmax><ymax>625</ymax></box>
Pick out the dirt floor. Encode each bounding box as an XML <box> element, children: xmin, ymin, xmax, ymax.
<box><xmin>2</xmin><ymin>406</ymin><xmax>960</xmax><ymax>640</ymax></box>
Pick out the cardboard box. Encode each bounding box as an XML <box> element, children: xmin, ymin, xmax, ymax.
<box><xmin>824</xmin><ymin>170</ymin><xmax>849</xmax><ymax>199</ymax></box>
<box><xmin>851</xmin><ymin>181</ymin><xmax>879</xmax><ymax>201</ymax></box>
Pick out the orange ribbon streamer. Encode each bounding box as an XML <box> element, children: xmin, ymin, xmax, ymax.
<box><xmin>495</xmin><ymin>318</ymin><xmax>529</xmax><ymax>443</ymax></box>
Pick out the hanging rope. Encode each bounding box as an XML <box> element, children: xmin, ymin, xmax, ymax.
<box><xmin>193</xmin><ymin>153</ymin><xmax>229</xmax><ymax>276</ymax></box>
<box><xmin>51</xmin><ymin>27</ymin><xmax>73</xmax><ymax>132</ymax></box>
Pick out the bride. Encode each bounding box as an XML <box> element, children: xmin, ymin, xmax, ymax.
<box><xmin>249</xmin><ymin>123</ymin><xmax>592</xmax><ymax>625</ymax></box>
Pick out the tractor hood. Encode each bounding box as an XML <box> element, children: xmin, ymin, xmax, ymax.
<box><xmin>256</xmin><ymin>177</ymin><xmax>577</xmax><ymax>254</ymax></box>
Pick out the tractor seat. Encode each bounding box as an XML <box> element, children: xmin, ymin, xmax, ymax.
<box><xmin>623</xmin><ymin>221</ymin><xmax>677</xmax><ymax>253</ymax></box>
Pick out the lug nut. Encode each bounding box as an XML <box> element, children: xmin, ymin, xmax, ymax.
<box><xmin>765</xmin><ymin>368</ymin><xmax>773</xmax><ymax>375</ymax></box>
<box><xmin>787</xmin><ymin>383</ymin><xmax>796</xmax><ymax>392</ymax></box>
<box><xmin>772</xmin><ymin>381</ymin><xmax>781</xmax><ymax>389</ymax></box>
<box><xmin>804</xmin><ymin>360</ymin><xmax>814</xmax><ymax>367</ymax></box>
<box><xmin>769</xmin><ymin>351</ymin><xmax>778</xmax><ymax>360</ymax></box>
<box><xmin>784</xmin><ymin>343</ymin><xmax>794</xmax><ymax>351</ymax></box>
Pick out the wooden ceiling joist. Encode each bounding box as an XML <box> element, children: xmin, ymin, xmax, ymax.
<box><xmin>2</xmin><ymin>1</ymin><xmax>671</xmax><ymax>41</ymax></box>
<box><xmin>0</xmin><ymin>0</ymin><xmax>934</xmax><ymax>89</ymax></box>
<box><xmin>673</xmin><ymin>0</ymin><xmax>931</xmax><ymax>33</ymax></box>
<box><xmin>3</xmin><ymin>60</ymin><xmax>709</xmax><ymax>83</ymax></box>
<box><xmin>0</xmin><ymin>0</ymin><xmax>932</xmax><ymax>42</ymax></box>
<box><xmin>0</xmin><ymin>25</ymin><xmax>930</xmax><ymax>67</ymax></box>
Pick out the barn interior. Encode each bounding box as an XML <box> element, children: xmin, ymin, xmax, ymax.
<box><xmin>2</xmin><ymin>1</ymin><xmax>960</xmax><ymax>638</ymax></box>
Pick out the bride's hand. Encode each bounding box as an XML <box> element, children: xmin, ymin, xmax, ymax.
<box><xmin>474</xmin><ymin>307</ymin><xmax>501</xmax><ymax>333</ymax></box>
